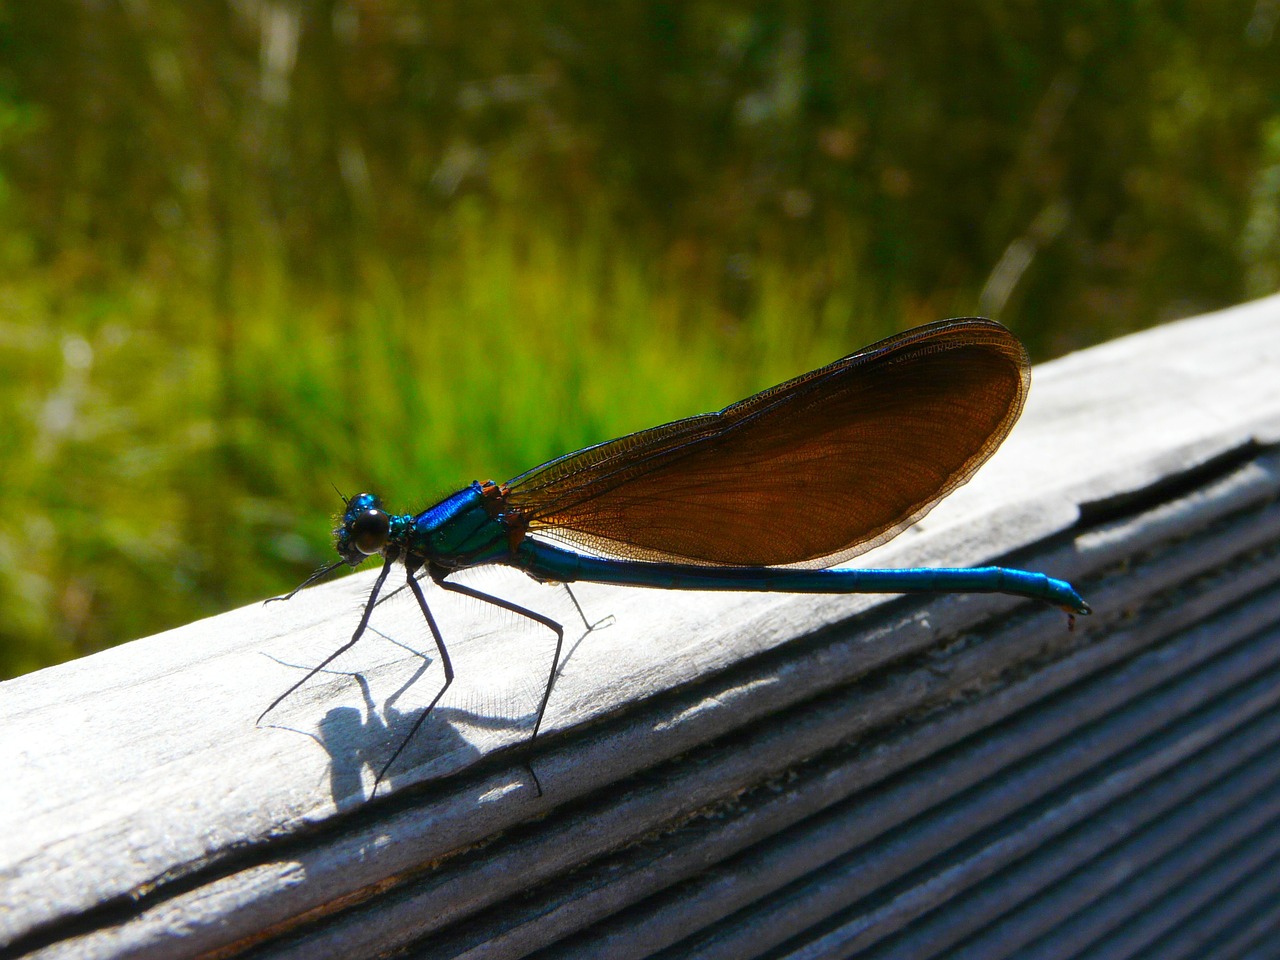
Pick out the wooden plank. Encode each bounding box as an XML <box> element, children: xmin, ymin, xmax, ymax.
<box><xmin>537</xmin><ymin>604</ymin><xmax>1280</xmax><ymax>960</ymax></box>
<box><xmin>2</xmin><ymin>296</ymin><xmax>1279</xmax><ymax>958</ymax></box>
<box><xmin>237</xmin><ymin>519</ymin><xmax>1280</xmax><ymax>960</ymax></box>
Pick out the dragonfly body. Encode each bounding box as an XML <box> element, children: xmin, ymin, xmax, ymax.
<box><xmin>341</xmin><ymin>483</ymin><xmax>1084</xmax><ymax>609</ymax></box>
<box><xmin>273</xmin><ymin>318</ymin><xmax>1089</xmax><ymax>789</ymax></box>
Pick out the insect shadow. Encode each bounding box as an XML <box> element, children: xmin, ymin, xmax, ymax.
<box><xmin>262</xmin><ymin>576</ymin><xmax>613</xmax><ymax>804</ymax></box>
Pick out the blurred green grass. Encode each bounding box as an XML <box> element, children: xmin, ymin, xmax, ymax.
<box><xmin>0</xmin><ymin>196</ymin><xmax>889</xmax><ymax>676</ymax></box>
<box><xmin>2</xmin><ymin>2</ymin><xmax>1280</xmax><ymax>676</ymax></box>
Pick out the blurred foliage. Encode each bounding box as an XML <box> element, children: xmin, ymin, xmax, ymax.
<box><xmin>0</xmin><ymin>1</ymin><xmax>1278</xmax><ymax>675</ymax></box>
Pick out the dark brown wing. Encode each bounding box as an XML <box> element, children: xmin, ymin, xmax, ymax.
<box><xmin>504</xmin><ymin>318</ymin><xmax>1030</xmax><ymax>567</ymax></box>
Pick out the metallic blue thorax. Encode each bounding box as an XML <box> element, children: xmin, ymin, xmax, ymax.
<box><xmin>402</xmin><ymin>482</ymin><xmax>511</xmax><ymax>570</ymax></box>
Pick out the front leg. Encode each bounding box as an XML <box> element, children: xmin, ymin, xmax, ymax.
<box><xmin>260</xmin><ymin>556</ymin><xmax>395</xmax><ymax>725</ymax></box>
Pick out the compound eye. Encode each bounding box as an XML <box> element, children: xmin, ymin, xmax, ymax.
<box><xmin>350</xmin><ymin>508</ymin><xmax>390</xmax><ymax>555</ymax></box>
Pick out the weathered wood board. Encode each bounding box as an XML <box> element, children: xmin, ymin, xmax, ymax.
<box><xmin>3</xmin><ymin>296</ymin><xmax>1279</xmax><ymax>959</ymax></box>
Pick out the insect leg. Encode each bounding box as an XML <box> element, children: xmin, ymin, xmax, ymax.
<box><xmin>562</xmin><ymin>584</ymin><xmax>615</xmax><ymax>634</ymax></box>
<box><xmin>432</xmin><ymin>573</ymin><xmax>564</xmax><ymax>797</ymax></box>
<box><xmin>433</xmin><ymin>575</ymin><xmax>564</xmax><ymax>742</ymax></box>
<box><xmin>373</xmin><ymin>557</ymin><xmax>456</xmax><ymax>791</ymax></box>
<box><xmin>259</xmin><ymin>556</ymin><xmax>394</xmax><ymax>724</ymax></box>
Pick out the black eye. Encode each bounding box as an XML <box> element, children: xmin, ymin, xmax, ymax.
<box><xmin>350</xmin><ymin>508</ymin><xmax>390</xmax><ymax>555</ymax></box>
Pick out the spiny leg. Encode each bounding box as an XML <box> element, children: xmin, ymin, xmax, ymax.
<box><xmin>373</xmin><ymin>558</ymin><xmax>455</xmax><ymax>792</ymax></box>
<box><xmin>551</xmin><ymin>584</ymin><xmax>615</xmax><ymax>680</ymax></box>
<box><xmin>435</xmin><ymin>575</ymin><xmax>565</xmax><ymax>741</ymax></box>
<box><xmin>265</xmin><ymin>558</ymin><xmax>346</xmax><ymax>604</ymax></box>
<box><xmin>433</xmin><ymin>574</ymin><xmax>564</xmax><ymax>797</ymax></box>
<box><xmin>259</xmin><ymin>556</ymin><xmax>394</xmax><ymax>724</ymax></box>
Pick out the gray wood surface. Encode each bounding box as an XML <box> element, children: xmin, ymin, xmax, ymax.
<box><xmin>3</xmin><ymin>296</ymin><xmax>1279</xmax><ymax>959</ymax></box>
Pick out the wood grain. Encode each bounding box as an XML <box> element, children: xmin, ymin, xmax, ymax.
<box><xmin>3</xmin><ymin>296</ymin><xmax>1279</xmax><ymax>959</ymax></box>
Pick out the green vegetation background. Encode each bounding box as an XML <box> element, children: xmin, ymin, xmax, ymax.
<box><xmin>2</xmin><ymin>2</ymin><xmax>1279</xmax><ymax>676</ymax></box>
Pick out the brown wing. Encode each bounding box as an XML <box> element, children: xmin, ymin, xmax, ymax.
<box><xmin>504</xmin><ymin>318</ymin><xmax>1030</xmax><ymax>567</ymax></box>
